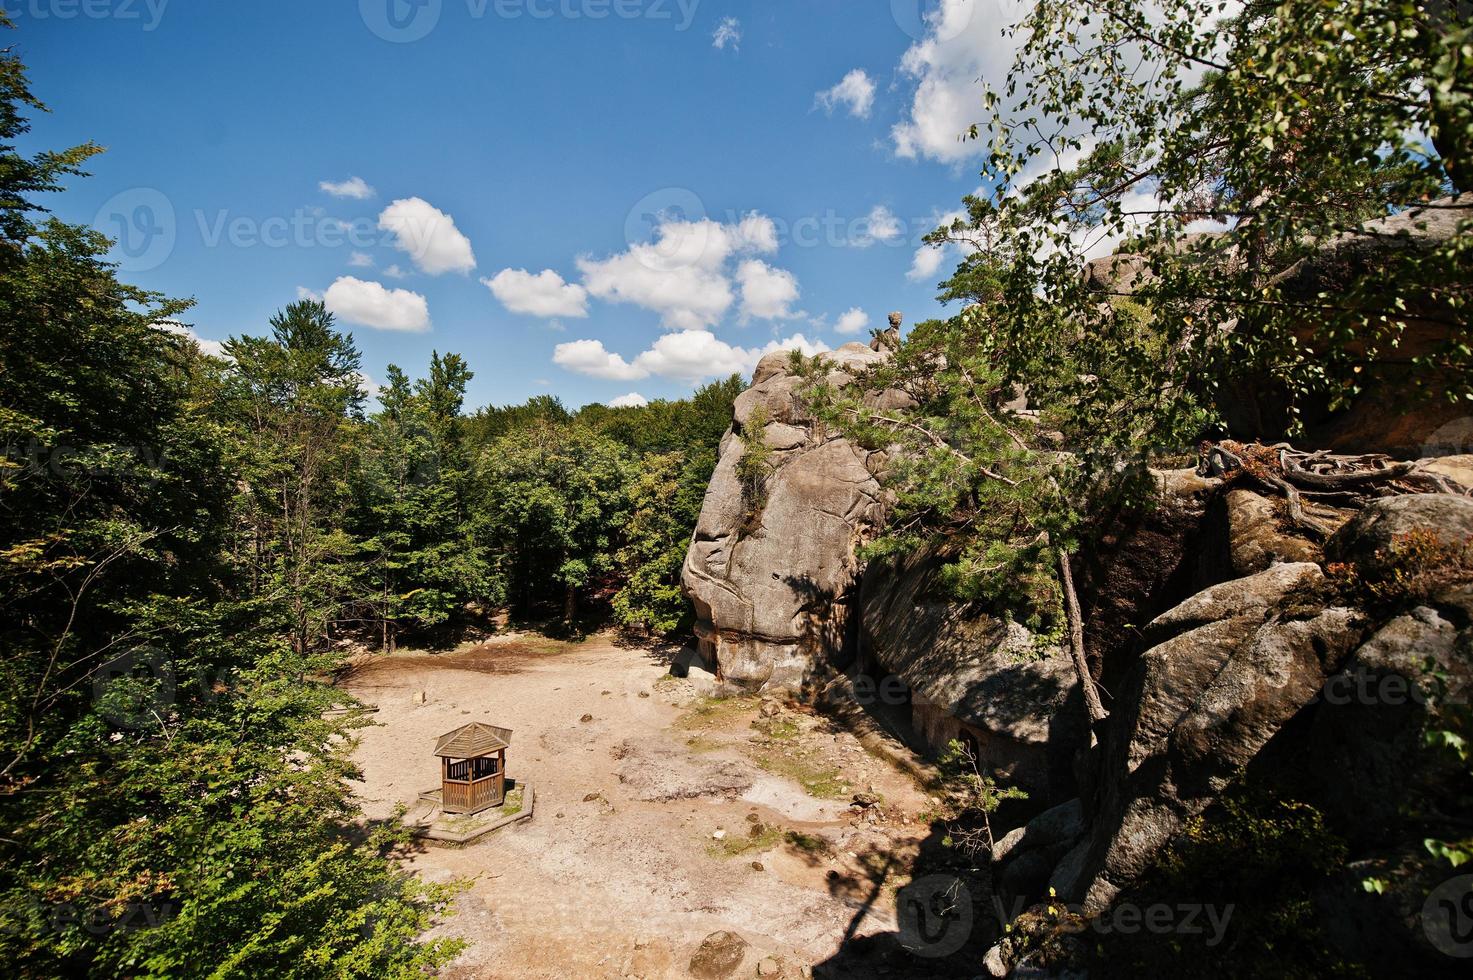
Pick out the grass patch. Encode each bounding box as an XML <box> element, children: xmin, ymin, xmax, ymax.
<box><xmin>707</xmin><ymin>823</ymin><xmax>783</xmax><ymax>858</ymax></box>
<box><xmin>685</xmin><ymin>735</ymin><xmax>721</xmax><ymax>754</ymax></box>
<box><xmin>752</xmin><ymin>746</ymin><xmax>847</xmax><ymax>799</ymax></box>
<box><xmin>654</xmin><ymin>673</ymin><xmax>682</xmax><ymax>691</ymax></box>
<box><xmin>751</xmin><ymin>716</ymin><xmax>800</xmax><ymax>740</ymax></box>
<box><xmin>678</xmin><ymin>695</ymin><xmax>758</xmax><ymax>731</ymax></box>
<box><xmin>501</xmin><ymin>787</ymin><xmax>524</xmax><ymax>816</ymax></box>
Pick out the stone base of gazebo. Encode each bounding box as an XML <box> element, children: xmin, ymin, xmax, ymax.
<box><xmin>409</xmin><ymin>781</ymin><xmax>534</xmax><ymax>847</ymax></box>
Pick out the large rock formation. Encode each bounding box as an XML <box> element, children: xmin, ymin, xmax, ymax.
<box><xmin>681</xmin><ymin>342</ymin><xmax>899</xmax><ymax>691</ymax></box>
<box><xmin>859</xmin><ymin>545</ymin><xmax>1087</xmax><ymax>800</ymax></box>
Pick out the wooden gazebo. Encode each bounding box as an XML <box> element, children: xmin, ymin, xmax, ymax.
<box><xmin>434</xmin><ymin>722</ymin><xmax>511</xmax><ymax>815</ymax></box>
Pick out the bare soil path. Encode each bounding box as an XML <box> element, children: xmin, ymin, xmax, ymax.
<box><xmin>343</xmin><ymin>633</ymin><xmax>935</xmax><ymax>979</ymax></box>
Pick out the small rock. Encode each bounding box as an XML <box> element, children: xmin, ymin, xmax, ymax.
<box><xmin>689</xmin><ymin>931</ymin><xmax>749</xmax><ymax>980</ymax></box>
<box><xmin>555</xmin><ymin>811</ymin><xmax>565</xmax><ymax>819</ymax></box>
<box><xmin>759</xmin><ymin>699</ymin><xmax>780</xmax><ymax>718</ymax></box>
<box><xmin>633</xmin><ymin>936</ymin><xmax>649</xmax><ymax>950</ymax></box>
<box><xmin>602</xmin><ymin>690</ymin><xmax>611</xmax><ymax>695</ymax></box>
<box><xmin>745</xmin><ymin>812</ymin><xmax>760</xmax><ymax>823</ymax></box>
<box><xmin>580</xmin><ymin>713</ymin><xmax>594</xmax><ymax>723</ymax></box>
<box><xmin>757</xmin><ymin>957</ymin><xmax>780</xmax><ymax>976</ymax></box>
<box><xmin>712</xmin><ymin>829</ymin><xmax>726</xmax><ymax>840</ymax></box>
<box><xmin>583</xmin><ymin>792</ymin><xmax>603</xmax><ymax>803</ymax></box>
<box><xmin>412</xmin><ymin>690</ymin><xmax>427</xmax><ymax>705</ymax></box>
<box><xmin>750</xmin><ymin>861</ymin><xmax>764</xmax><ymax>872</ymax></box>
<box><xmin>638</xmin><ymin>691</ymin><xmax>651</xmax><ymax>699</ymax></box>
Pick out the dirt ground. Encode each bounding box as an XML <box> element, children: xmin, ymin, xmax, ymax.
<box><xmin>342</xmin><ymin>633</ymin><xmax>939</xmax><ymax>979</ymax></box>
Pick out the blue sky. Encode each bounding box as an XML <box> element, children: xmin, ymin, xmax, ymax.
<box><xmin>11</xmin><ymin>0</ymin><xmax>1018</xmax><ymax>411</ymax></box>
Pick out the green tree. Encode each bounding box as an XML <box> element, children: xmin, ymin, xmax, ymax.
<box><xmin>479</xmin><ymin>421</ymin><xmax>633</xmax><ymax>622</ymax></box>
<box><xmin>0</xmin><ymin>35</ymin><xmax>457</xmax><ymax>975</ymax></box>
<box><xmin>353</xmin><ymin>354</ymin><xmax>489</xmax><ymax>649</ymax></box>
<box><xmin>219</xmin><ymin>302</ymin><xmax>364</xmax><ymax>656</ymax></box>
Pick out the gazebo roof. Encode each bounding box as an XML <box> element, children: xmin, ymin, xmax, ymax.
<box><xmin>434</xmin><ymin>722</ymin><xmax>512</xmax><ymax>758</ymax></box>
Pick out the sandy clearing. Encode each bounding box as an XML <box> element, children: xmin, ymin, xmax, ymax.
<box><xmin>342</xmin><ymin>634</ymin><xmax>935</xmax><ymax>979</ymax></box>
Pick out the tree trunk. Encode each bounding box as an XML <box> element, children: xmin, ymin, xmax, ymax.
<box><xmin>1059</xmin><ymin>552</ymin><xmax>1108</xmax><ymax>726</ymax></box>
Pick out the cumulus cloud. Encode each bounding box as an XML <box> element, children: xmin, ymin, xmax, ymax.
<box><xmin>154</xmin><ymin>321</ymin><xmax>227</xmax><ymax>359</ymax></box>
<box><xmin>320</xmin><ymin>176</ymin><xmax>375</xmax><ymax>199</ymax></box>
<box><xmin>607</xmin><ymin>392</ymin><xmax>649</xmax><ymax>409</ymax></box>
<box><xmin>551</xmin><ymin>339</ymin><xmax>645</xmax><ymax>381</ymax></box>
<box><xmin>577</xmin><ymin>212</ymin><xmax>785</xmax><ymax>330</ymax></box>
<box><xmin>484</xmin><ymin>268</ymin><xmax>589</xmax><ymax>318</ymax></box>
<box><xmin>853</xmin><ymin>204</ymin><xmax>904</xmax><ymax>248</ymax></box>
<box><xmin>891</xmin><ymin>0</ymin><xmax>1032</xmax><ymax>164</ymax></box>
<box><xmin>712</xmin><ymin>16</ymin><xmax>741</xmax><ymax>50</ymax></box>
<box><xmin>736</xmin><ymin>259</ymin><xmax>800</xmax><ymax>322</ymax></box>
<box><xmin>296</xmin><ymin>286</ymin><xmax>324</xmax><ymax>302</ymax></box>
<box><xmin>555</xmin><ymin>330</ymin><xmax>830</xmax><ymax>384</ymax></box>
<box><xmin>816</xmin><ymin>69</ymin><xmax>876</xmax><ymax>119</ymax></box>
<box><xmin>382</xmin><ymin>264</ymin><xmax>408</xmax><ymax>279</ymax></box>
<box><xmin>323</xmin><ymin>276</ymin><xmax>431</xmax><ymax>332</ymax></box>
<box><xmin>378</xmin><ymin>197</ymin><xmax>476</xmax><ymax>276</ymax></box>
<box><xmin>348</xmin><ymin>251</ymin><xmax>374</xmax><ymax>268</ymax></box>
<box><xmin>835</xmin><ymin>308</ymin><xmax>869</xmax><ymax>335</ymax></box>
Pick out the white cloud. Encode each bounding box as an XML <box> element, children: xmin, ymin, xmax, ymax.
<box><xmin>552</xmin><ymin>339</ymin><xmax>645</xmax><ymax>381</ymax></box>
<box><xmin>853</xmin><ymin>204</ymin><xmax>904</xmax><ymax>248</ymax></box>
<box><xmin>377</xmin><ymin>197</ymin><xmax>476</xmax><ymax>276</ymax></box>
<box><xmin>154</xmin><ymin>321</ymin><xmax>227</xmax><ymax>359</ymax></box>
<box><xmin>835</xmin><ymin>308</ymin><xmax>869</xmax><ymax>335</ymax></box>
<box><xmin>907</xmin><ymin>244</ymin><xmax>949</xmax><ymax>282</ymax></box>
<box><xmin>348</xmin><ymin>251</ymin><xmax>374</xmax><ymax>268</ymax></box>
<box><xmin>555</xmin><ymin>330</ymin><xmax>831</xmax><ymax>384</ymax></box>
<box><xmin>354</xmin><ymin>371</ymin><xmax>383</xmax><ymax>402</ymax></box>
<box><xmin>816</xmin><ymin>69</ymin><xmax>876</xmax><ymax>119</ymax></box>
<box><xmin>297</xmin><ymin>286</ymin><xmax>324</xmax><ymax>302</ymax></box>
<box><xmin>320</xmin><ymin>176</ymin><xmax>375</xmax><ymax>200</ymax></box>
<box><xmin>577</xmin><ymin>212</ymin><xmax>782</xmax><ymax>330</ymax></box>
<box><xmin>383</xmin><ymin>264</ymin><xmax>408</xmax><ymax>279</ymax></box>
<box><xmin>892</xmin><ymin>0</ymin><xmax>1033</xmax><ymax>164</ymax></box>
<box><xmin>712</xmin><ymin>16</ymin><xmax>741</xmax><ymax>50</ymax></box>
<box><xmin>323</xmin><ymin>276</ymin><xmax>431</xmax><ymax>332</ymax></box>
<box><xmin>607</xmin><ymin>392</ymin><xmax>649</xmax><ymax>409</ymax></box>
<box><xmin>736</xmin><ymin>259</ymin><xmax>800</xmax><ymax>322</ymax></box>
<box><xmin>484</xmin><ymin>268</ymin><xmax>589</xmax><ymax>318</ymax></box>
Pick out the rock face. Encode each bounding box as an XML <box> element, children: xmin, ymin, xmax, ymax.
<box><xmin>860</xmin><ymin>545</ymin><xmax>1087</xmax><ymax>800</ymax></box>
<box><xmin>1324</xmin><ymin>492</ymin><xmax>1473</xmax><ymax>564</ymax></box>
<box><xmin>1051</xmin><ymin>493</ymin><xmax>1473</xmax><ymax>926</ymax></box>
<box><xmin>1058</xmin><ymin>563</ymin><xmax>1368</xmax><ymax>910</ymax></box>
<box><xmin>681</xmin><ymin>343</ymin><xmax>901</xmax><ymax>691</ymax></box>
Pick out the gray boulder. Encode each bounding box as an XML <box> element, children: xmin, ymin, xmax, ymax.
<box><xmin>1324</xmin><ymin>492</ymin><xmax>1473</xmax><ymax>566</ymax></box>
<box><xmin>1061</xmin><ymin>564</ymin><xmax>1368</xmax><ymax>910</ymax></box>
<box><xmin>682</xmin><ymin>344</ymin><xmax>894</xmax><ymax>691</ymax></box>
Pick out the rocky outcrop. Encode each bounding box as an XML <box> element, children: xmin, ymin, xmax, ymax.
<box><xmin>860</xmin><ymin>545</ymin><xmax>1087</xmax><ymax>800</ymax></box>
<box><xmin>1225</xmin><ymin>196</ymin><xmax>1472</xmax><ymax>456</ymax></box>
<box><xmin>681</xmin><ymin>343</ymin><xmax>903</xmax><ymax>691</ymax></box>
<box><xmin>1049</xmin><ymin>494</ymin><xmax>1473</xmax><ymax>922</ymax></box>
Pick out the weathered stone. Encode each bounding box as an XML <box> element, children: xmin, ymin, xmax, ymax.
<box><xmin>860</xmin><ymin>546</ymin><xmax>1086</xmax><ymax>798</ymax></box>
<box><xmin>1143</xmin><ymin>561</ymin><xmax>1323</xmax><ymax>646</ymax></box>
<box><xmin>1324</xmin><ymin>493</ymin><xmax>1473</xmax><ymax>566</ymax></box>
<box><xmin>1064</xmin><ymin>572</ymin><xmax>1366</xmax><ymax>911</ymax></box>
<box><xmin>688</xmin><ymin>931</ymin><xmax>749</xmax><ymax>980</ymax></box>
<box><xmin>1083</xmin><ymin>252</ymin><xmax>1154</xmax><ymax>295</ymax></box>
<box><xmin>683</xmin><ymin>348</ymin><xmax>891</xmax><ymax>691</ymax></box>
<box><xmin>1223</xmin><ymin>488</ymin><xmax>1320</xmax><ymax>575</ymax></box>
